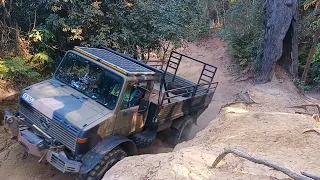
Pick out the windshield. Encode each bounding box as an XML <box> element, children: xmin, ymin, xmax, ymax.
<box><xmin>55</xmin><ymin>52</ymin><xmax>123</xmax><ymax>110</ymax></box>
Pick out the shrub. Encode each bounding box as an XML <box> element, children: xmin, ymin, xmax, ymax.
<box><xmin>219</xmin><ymin>0</ymin><xmax>264</xmax><ymax>67</ymax></box>
<box><xmin>0</xmin><ymin>57</ymin><xmax>40</xmax><ymax>81</ymax></box>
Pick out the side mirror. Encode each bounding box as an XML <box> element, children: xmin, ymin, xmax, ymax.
<box><xmin>138</xmin><ymin>99</ymin><xmax>149</xmax><ymax>114</ymax></box>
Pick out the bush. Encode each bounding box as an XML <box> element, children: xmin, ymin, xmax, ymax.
<box><xmin>219</xmin><ymin>0</ymin><xmax>264</xmax><ymax>67</ymax></box>
<box><xmin>0</xmin><ymin>57</ymin><xmax>40</xmax><ymax>81</ymax></box>
<box><xmin>308</xmin><ymin>61</ymin><xmax>320</xmax><ymax>89</ymax></box>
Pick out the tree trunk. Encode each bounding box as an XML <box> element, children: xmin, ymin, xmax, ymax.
<box><xmin>301</xmin><ymin>23</ymin><xmax>320</xmax><ymax>83</ymax></box>
<box><xmin>258</xmin><ymin>0</ymin><xmax>299</xmax><ymax>83</ymax></box>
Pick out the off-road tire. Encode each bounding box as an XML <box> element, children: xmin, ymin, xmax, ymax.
<box><xmin>129</xmin><ymin>129</ymin><xmax>156</xmax><ymax>148</ymax></box>
<box><xmin>85</xmin><ymin>147</ymin><xmax>127</xmax><ymax>180</ymax></box>
<box><xmin>170</xmin><ymin>116</ymin><xmax>193</xmax><ymax>145</ymax></box>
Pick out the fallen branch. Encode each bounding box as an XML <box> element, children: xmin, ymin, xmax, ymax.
<box><xmin>221</xmin><ymin>101</ymin><xmax>257</xmax><ymax>109</ymax></box>
<box><xmin>233</xmin><ymin>75</ymin><xmax>254</xmax><ymax>82</ymax></box>
<box><xmin>303</xmin><ymin>129</ymin><xmax>320</xmax><ymax>136</ymax></box>
<box><xmin>295</xmin><ymin>111</ymin><xmax>314</xmax><ymax>116</ymax></box>
<box><xmin>289</xmin><ymin>104</ymin><xmax>320</xmax><ymax>113</ymax></box>
<box><xmin>301</xmin><ymin>172</ymin><xmax>320</xmax><ymax>180</ymax></box>
<box><xmin>211</xmin><ymin>148</ymin><xmax>315</xmax><ymax>180</ymax></box>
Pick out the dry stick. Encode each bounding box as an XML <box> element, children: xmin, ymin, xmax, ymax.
<box><xmin>289</xmin><ymin>104</ymin><xmax>320</xmax><ymax>113</ymax></box>
<box><xmin>295</xmin><ymin>111</ymin><xmax>315</xmax><ymax>116</ymax></box>
<box><xmin>211</xmin><ymin>148</ymin><xmax>314</xmax><ymax>180</ymax></box>
<box><xmin>303</xmin><ymin>129</ymin><xmax>320</xmax><ymax>136</ymax></box>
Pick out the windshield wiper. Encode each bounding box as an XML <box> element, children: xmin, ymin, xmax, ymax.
<box><xmin>71</xmin><ymin>94</ymin><xmax>89</xmax><ymax>101</ymax></box>
<box><xmin>49</xmin><ymin>81</ymin><xmax>66</xmax><ymax>87</ymax></box>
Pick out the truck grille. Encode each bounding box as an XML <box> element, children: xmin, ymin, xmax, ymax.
<box><xmin>19</xmin><ymin>101</ymin><xmax>77</xmax><ymax>151</ymax></box>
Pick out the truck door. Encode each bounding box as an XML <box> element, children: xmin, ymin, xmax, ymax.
<box><xmin>115</xmin><ymin>82</ymin><xmax>150</xmax><ymax>135</ymax></box>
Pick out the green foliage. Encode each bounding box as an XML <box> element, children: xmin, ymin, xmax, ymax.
<box><xmin>313</xmin><ymin>43</ymin><xmax>320</xmax><ymax>63</ymax></box>
<box><xmin>32</xmin><ymin>0</ymin><xmax>208</xmax><ymax>57</ymax></box>
<box><xmin>28</xmin><ymin>52</ymin><xmax>53</xmax><ymax>71</ymax></box>
<box><xmin>0</xmin><ymin>0</ymin><xmax>209</xmax><ymax>88</ymax></box>
<box><xmin>298</xmin><ymin>0</ymin><xmax>320</xmax><ymax>90</ymax></box>
<box><xmin>219</xmin><ymin>0</ymin><xmax>264</xmax><ymax>67</ymax></box>
<box><xmin>0</xmin><ymin>57</ymin><xmax>40</xmax><ymax>80</ymax></box>
<box><xmin>309</xmin><ymin>61</ymin><xmax>320</xmax><ymax>88</ymax></box>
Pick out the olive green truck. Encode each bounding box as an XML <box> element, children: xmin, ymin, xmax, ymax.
<box><xmin>4</xmin><ymin>47</ymin><xmax>218</xmax><ymax>179</ymax></box>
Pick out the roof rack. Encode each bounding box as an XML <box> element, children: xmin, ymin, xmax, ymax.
<box><xmin>100</xmin><ymin>46</ymin><xmax>163</xmax><ymax>74</ymax></box>
<box><xmin>74</xmin><ymin>46</ymin><xmax>163</xmax><ymax>76</ymax></box>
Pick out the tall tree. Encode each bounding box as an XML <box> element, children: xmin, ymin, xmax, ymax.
<box><xmin>258</xmin><ymin>0</ymin><xmax>299</xmax><ymax>83</ymax></box>
<box><xmin>301</xmin><ymin>0</ymin><xmax>320</xmax><ymax>83</ymax></box>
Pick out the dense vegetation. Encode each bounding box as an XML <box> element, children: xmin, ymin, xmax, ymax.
<box><xmin>0</xmin><ymin>0</ymin><xmax>319</xmax><ymax>90</ymax></box>
<box><xmin>0</xmin><ymin>0</ymin><xmax>208</xmax><ymax>86</ymax></box>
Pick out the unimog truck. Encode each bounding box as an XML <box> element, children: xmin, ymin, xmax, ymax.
<box><xmin>4</xmin><ymin>47</ymin><xmax>218</xmax><ymax>179</ymax></box>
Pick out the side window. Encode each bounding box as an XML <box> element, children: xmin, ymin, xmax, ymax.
<box><xmin>120</xmin><ymin>83</ymin><xmax>145</xmax><ymax>110</ymax></box>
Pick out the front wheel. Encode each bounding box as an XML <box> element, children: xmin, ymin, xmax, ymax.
<box><xmin>85</xmin><ymin>147</ymin><xmax>127</xmax><ymax>180</ymax></box>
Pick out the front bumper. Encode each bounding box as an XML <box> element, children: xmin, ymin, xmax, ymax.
<box><xmin>46</xmin><ymin>149</ymin><xmax>82</xmax><ymax>173</ymax></box>
<box><xmin>5</xmin><ymin>111</ymin><xmax>82</xmax><ymax>173</ymax></box>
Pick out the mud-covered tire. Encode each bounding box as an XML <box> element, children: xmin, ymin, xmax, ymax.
<box><xmin>169</xmin><ymin>116</ymin><xmax>193</xmax><ymax>145</ymax></box>
<box><xmin>85</xmin><ymin>147</ymin><xmax>127</xmax><ymax>180</ymax></box>
<box><xmin>129</xmin><ymin>129</ymin><xmax>157</xmax><ymax>148</ymax></box>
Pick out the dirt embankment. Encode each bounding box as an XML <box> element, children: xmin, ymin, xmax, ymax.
<box><xmin>103</xmin><ymin>80</ymin><xmax>320</xmax><ymax>180</ymax></box>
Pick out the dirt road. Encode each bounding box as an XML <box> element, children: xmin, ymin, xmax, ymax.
<box><xmin>176</xmin><ymin>36</ymin><xmax>247</xmax><ymax>138</ymax></box>
<box><xmin>0</xmin><ymin>35</ymin><xmax>247</xmax><ymax>179</ymax></box>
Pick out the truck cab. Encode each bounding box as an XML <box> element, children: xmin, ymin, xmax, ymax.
<box><xmin>4</xmin><ymin>47</ymin><xmax>218</xmax><ymax>180</ymax></box>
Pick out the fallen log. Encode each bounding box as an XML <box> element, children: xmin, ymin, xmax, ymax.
<box><xmin>211</xmin><ymin>148</ymin><xmax>319</xmax><ymax>180</ymax></box>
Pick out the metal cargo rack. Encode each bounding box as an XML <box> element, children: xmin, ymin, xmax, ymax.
<box><xmin>157</xmin><ymin>51</ymin><xmax>218</xmax><ymax>105</ymax></box>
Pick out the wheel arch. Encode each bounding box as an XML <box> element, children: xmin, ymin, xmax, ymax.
<box><xmin>79</xmin><ymin>134</ymin><xmax>137</xmax><ymax>175</ymax></box>
<box><xmin>119</xmin><ymin>140</ymin><xmax>137</xmax><ymax>156</ymax></box>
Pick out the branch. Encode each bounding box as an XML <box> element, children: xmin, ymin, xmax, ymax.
<box><xmin>211</xmin><ymin>148</ymin><xmax>315</xmax><ymax>180</ymax></box>
<box><xmin>32</xmin><ymin>9</ymin><xmax>37</xmax><ymax>31</ymax></box>
<box><xmin>303</xmin><ymin>129</ymin><xmax>320</xmax><ymax>136</ymax></box>
<box><xmin>301</xmin><ymin>172</ymin><xmax>320</xmax><ymax>180</ymax></box>
<box><xmin>289</xmin><ymin>104</ymin><xmax>320</xmax><ymax>113</ymax></box>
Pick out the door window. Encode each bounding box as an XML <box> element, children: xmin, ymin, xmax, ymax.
<box><xmin>120</xmin><ymin>84</ymin><xmax>145</xmax><ymax>110</ymax></box>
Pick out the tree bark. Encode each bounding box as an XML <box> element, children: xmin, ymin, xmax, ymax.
<box><xmin>301</xmin><ymin>23</ymin><xmax>320</xmax><ymax>83</ymax></box>
<box><xmin>258</xmin><ymin>0</ymin><xmax>299</xmax><ymax>83</ymax></box>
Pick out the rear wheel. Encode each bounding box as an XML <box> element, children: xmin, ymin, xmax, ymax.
<box><xmin>170</xmin><ymin>116</ymin><xmax>193</xmax><ymax>145</ymax></box>
<box><xmin>85</xmin><ymin>147</ymin><xmax>127</xmax><ymax>180</ymax></box>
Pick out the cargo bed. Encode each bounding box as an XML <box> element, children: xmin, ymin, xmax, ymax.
<box><xmin>145</xmin><ymin>51</ymin><xmax>218</xmax><ymax>127</ymax></box>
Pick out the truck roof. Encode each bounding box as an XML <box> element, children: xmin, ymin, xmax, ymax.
<box><xmin>74</xmin><ymin>46</ymin><xmax>160</xmax><ymax>76</ymax></box>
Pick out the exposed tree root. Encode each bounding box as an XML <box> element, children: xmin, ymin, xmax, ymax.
<box><xmin>289</xmin><ymin>104</ymin><xmax>320</xmax><ymax>113</ymax></box>
<box><xmin>221</xmin><ymin>101</ymin><xmax>257</xmax><ymax>109</ymax></box>
<box><xmin>211</xmin><ymin>148</ymin><xmax>319</xmax><ymax>180</ymax></box>
<box><xmin>221</xmin><ymin>90</ymin><xmax>258</xmax><ymax>110</ymax></box>
<box><xmin>303</xmin><ymin>129</ymin><xmax>320</xmax><ymax>136</ymax></box>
